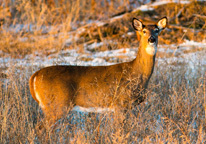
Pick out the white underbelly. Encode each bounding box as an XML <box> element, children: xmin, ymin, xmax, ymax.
<box><xmin>72</xmin><ymin>106</ymin><xmax>115</xmax><ymax>113</ymax></box>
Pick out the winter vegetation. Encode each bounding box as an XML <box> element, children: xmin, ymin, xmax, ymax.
<box><xmin>0</xmin><ymin>0</ymin><xmax>205</xmax><ymax>143</ymax></box>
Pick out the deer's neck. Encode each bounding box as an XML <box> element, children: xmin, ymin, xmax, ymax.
<box><xmin>132</xmin><ymin>41</ymin><xmax>156</xmax><ymax>77</ymax></box>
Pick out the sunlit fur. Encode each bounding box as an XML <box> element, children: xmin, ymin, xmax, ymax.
<box><xmin>29</xmin><ymin>17</ymin><xmax>168</xmax><ymax>125</ymax></box>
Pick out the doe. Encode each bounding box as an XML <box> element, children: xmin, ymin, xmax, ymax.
<box><xmin>29</xmin><ymin>17</ymin><xmax>168</xmax><ymax>125</ymax></box>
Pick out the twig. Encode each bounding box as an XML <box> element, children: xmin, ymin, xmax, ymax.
<box><xmin>172</xmin><ymin>28</ymin><xmax>187</xmax><ymax>57</ymax></box>
<box><xmin>170</xmin><ymin>6</ymin><xmax>185</xmax><ymax>25</ymax></box>
<box><xmin>169</xmin><ymin>24</ymin><xmax>206</xmax><ymax>33</ymax></box>
<box><xmin>193</xmin><ymin>14</ymin><xmax>206</xmax><ymax>19</ymax></box>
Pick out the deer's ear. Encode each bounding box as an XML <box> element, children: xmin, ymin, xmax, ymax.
<box><xmin>157</xmin><ymin>17</ymin><xmax>168</xmax><ymax>30</ymax></box>
<box><xmin>132</xmin><ymin>18</ymin><xmax>143</xmax><ymax>31</ymax></box>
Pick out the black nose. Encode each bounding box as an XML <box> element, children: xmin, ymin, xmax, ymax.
<box><xmin>148</xmin><ymin>36</ymin><xmax>156</xmax><ymax>43</ymax></box>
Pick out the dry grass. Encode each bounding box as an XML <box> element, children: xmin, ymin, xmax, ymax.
<box><xmin>0</xmin><ymin>0</ymin><xmax>206</xmax><ymax>143</ymax></box>
<box><xmin>1</xmin><ymin>1</ymin><xmax>205</xmax><ymax>57</ymax></box>
<box><xmin>0</xmin><ymin>60</ymin><xmax>205</xmax><ymax>143</ymax></box>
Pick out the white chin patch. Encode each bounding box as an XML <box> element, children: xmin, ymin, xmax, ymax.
<box><xmin>146</xmin><ymin>43</ymin><xmax>157</xmax><ymax>55</ymax></box>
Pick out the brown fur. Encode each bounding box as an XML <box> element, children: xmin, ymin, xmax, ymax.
<box><xmin>29</xmin><ymin>17</ymin><xmax>168</xmax><ymax>125</ymax></box>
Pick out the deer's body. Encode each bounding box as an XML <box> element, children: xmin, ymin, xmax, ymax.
<box><xmin>29</xmin><ymin>17</ymin><xmax>167</xmax><ymax>124</ymax></box>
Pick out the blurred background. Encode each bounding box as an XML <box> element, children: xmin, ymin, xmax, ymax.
<box><xmin>0</xmin><ymin>0</ymin><xmax>205</xmax><ymax>57</ymax></box>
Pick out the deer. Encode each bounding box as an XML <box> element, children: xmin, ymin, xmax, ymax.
<box><xmin>29</xmin><ymin>17</ymin><xmax>168</xmax><ymax>126</ymax></box>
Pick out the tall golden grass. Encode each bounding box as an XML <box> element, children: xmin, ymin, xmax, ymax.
<box><xmin>0</xmin><ymin>60</ymin><xmax>205</xmax><ymax>143</ymax></box>
<box><xmin>0</xmin><ymin>0</ymin><xmax>205</xmax><ymax>58</ymax></box>
<box><xmin>0</xmin><ymin>0</ymin><xmax>205</xmax><ymax>143</ymax></box>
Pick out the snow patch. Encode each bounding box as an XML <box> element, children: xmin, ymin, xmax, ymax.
<box><xmin>135</xmin><ymin>5</ymin><xmax>154</xmax><ymax>12</ymax></box>
<box><xmin>180</xmin><ymin>40</ymin><xmax>206</xmax><ymax>47</ymax></box>
<box><xmin>0</xmin><ymin>40</ymin><xmax>205</xmax><ymax>81</ymax></box>
<box><xmin>72</xmin><ymin>106</ymin><xmax>115</xmax><ymax>113</ymax></box>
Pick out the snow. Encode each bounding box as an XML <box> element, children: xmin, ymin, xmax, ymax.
<box><xmin>132</xmin><ymin>0</ymin><xmax>191</xmax><ymax>13</ymax></box>
<box><xmin>150</xmin><ymin>0</ymin><xmax>190</xmax><ymax>7</ymax></box>
<box><xmin>72</xmin><ymin>106</ymin><xmax>114</xmax><ymax>113</ymax></box>
<box><xmin>0</xmin><ymin>41</ymin><xmax>205</xmax><ymax>78</ymax></box>
<box><xmin>0</xmin><ymin>1</ymin><xmax>205</xmax><ymax>79</ymax></box>
<box><xmin>134</xmin><ymin>5</ymin><xmax>154</xmax><ymax>12</ymax></box>
<box><xmin>180</xmin><ymin>40</ymin><xmax>206</xmax><ymax>47</ymax></box>
<box><xmin>110</xmin><ymin>15</ymin><xmax>124</xmax><ymax>23</ymax></box>
<box><xmin>85</xmin><ymin>42</ymin><xmax>104</xmax><ymax>51</ymax></box>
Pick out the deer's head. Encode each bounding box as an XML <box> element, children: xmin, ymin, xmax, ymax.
<box><xmin>132</xmin><ymin>17</ymin><xmax>168</xmax><ymax>55</ymax></box>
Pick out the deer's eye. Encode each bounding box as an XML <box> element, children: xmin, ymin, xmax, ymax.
<box><xmin>143</xmin><ymin>30</ymin><xmax>146</xmax><ymax>34</ymax></box>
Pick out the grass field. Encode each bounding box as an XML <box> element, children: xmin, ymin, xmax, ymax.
<box><xmin>0</xmin><ymin>0</ymin><xmax>205</xmax><ymax>143</ymax></box>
